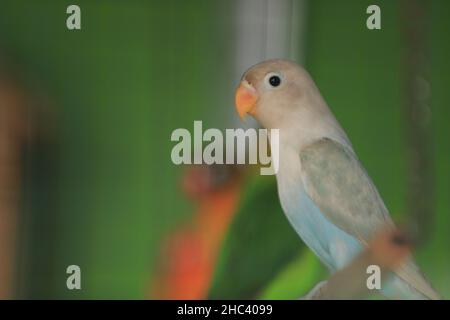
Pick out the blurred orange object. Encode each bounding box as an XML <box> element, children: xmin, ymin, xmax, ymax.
<box><xmin>151</xmin><ymin>165</ymin><xmax>242</xmax><ymax>299</ymax></box>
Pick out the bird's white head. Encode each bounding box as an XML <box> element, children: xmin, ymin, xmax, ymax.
<box><xmin>235</xmin><ymin>59</ymin><xmax>350</xmax><ymax>149</ymax></box>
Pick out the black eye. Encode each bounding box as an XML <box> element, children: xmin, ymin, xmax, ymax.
<box><xmin>268</xmin><ymin>75</ymin><xmax>281</xmax><ymax>87</ymax></box>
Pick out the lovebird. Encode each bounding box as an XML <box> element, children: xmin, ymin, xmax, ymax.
<box><xmin>234</xmin><ymin>59</ymin><xmax>439</xmax><ymax>300</ymax></box>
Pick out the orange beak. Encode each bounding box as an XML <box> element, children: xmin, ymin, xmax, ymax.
<box><xmin>235</xmin><ymin>81</ymin><xmax>257</xmax><ymax>120</ymax></box>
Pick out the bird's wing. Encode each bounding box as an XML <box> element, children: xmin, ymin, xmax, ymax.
<box><xmin>299</xmin><ymin>138</ymin><xmax>440</xmax><ymax>300</ymax></box>
<box><xmin>299</xmin><ymin>138</ymin><xmax>393</xmax><ymax>242</ymax></box>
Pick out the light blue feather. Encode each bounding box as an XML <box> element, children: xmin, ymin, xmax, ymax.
<box><xmin>284</xmin><ymin>189</ymin><xmax>362</xmax><ymax>271</ymax></box>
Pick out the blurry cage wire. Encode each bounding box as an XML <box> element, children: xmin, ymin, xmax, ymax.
<box><xmin>401</xmin><ymin>0</ymin><xmax>433</xmax><ymax>244</ymax></box>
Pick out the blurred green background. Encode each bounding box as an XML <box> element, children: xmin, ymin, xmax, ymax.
<box><xmin>0</xmin><ymin>0</ymin><xmax>448</xmax><ymax>299</ymax></box>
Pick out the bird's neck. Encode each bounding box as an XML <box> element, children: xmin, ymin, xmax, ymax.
<box><xmin>275</xmin><ymin>114</ymin><xmax>352</xmax><ymax>154</ymax></box>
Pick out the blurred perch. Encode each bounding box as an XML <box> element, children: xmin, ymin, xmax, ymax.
<box><xmin>0</xmin><ymin>58</ymin><xmax>32</xmax><ymax>299</ymax></box>
<box><xmin>304</xmin><ymin>228</ymin><xmax>411</xmax><ymax>300</ymax></box>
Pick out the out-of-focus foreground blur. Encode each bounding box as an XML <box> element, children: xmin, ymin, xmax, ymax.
<box><xmin>0</xmin><ymin>0</ymin><xmax>449</xmax><ymax>299</ymax></box>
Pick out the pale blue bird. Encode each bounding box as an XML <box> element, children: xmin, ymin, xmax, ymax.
<box><xmin>234</xmin><ymin>59</ymin><xmax>439</xmax><ymax>300</ymax></box>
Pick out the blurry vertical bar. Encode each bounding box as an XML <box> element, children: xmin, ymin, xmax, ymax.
<box><xmin>0</xmin><ymin>62</ymin><xmax>28</xmax><ymax>299</ymax></box>
<box><xmin>231</xmin><ymin>0</ymin><xmax>307</xmax><ymax>166</ymax></box>
<box><xmin>401</xmin><ymin>0</ymin><xmax>433</xmax><ymax>243</ymax></box>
